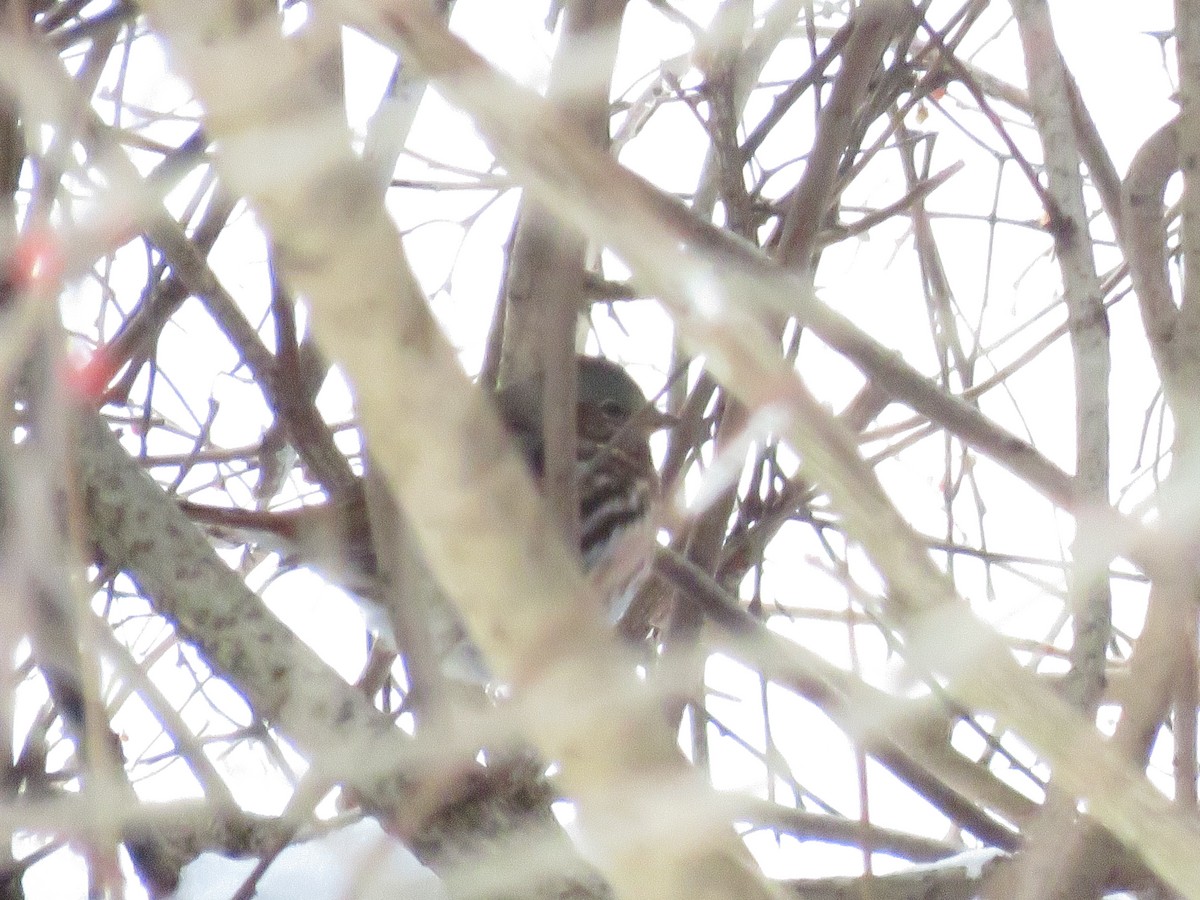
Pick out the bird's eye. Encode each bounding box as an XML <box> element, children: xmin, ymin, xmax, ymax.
<box><xmin>600</xmin><ymin>398</ymin><xmax>625</xmax><ymax>419</ymax></box>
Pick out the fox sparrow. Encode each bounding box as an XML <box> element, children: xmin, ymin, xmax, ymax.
<box><xmin>499</xmin><ymin>355</ymin><xmax>672</xmax><ymax>622</ymax></box>
<box><xmin>180</xmin><ymin>355</ymin><xmax>670</xmax><ymax>626</ymax></box>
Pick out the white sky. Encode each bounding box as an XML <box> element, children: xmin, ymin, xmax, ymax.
<box><xmin>24</xmin><ymin>0</ymin><xmax>1191</xmax><ymax>896</ymax></box>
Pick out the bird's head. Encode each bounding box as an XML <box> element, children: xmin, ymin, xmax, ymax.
<box><xmin>575</xmin><ymin>355</ymin><xmax>676</xmax><ymax>436</ymax></box>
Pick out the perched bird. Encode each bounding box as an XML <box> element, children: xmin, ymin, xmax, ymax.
<box><xmin>500</xmin><ymin>355</ymin><xmax>673</xmax><ymax>622</ymax></box>
<box><xmin>180</xmin><ymin>355</ymin><xmax>671</xmax><ymax>625</ymax></box>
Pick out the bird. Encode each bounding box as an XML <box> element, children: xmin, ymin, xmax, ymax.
<box><xmin>179</xmin><ymin>355</ymin><xmax>671</xmax><ymax>626</ymax></box>
<box><xmin>499</xmin><ymin>355</ymin><xmax>674</xmax><ymax>623</ymax></box>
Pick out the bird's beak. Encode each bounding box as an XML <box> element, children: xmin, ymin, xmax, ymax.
<box><xmin>638</xmin><ymin>407</ymin><xmax>679</xmax><ymax>432</ymax></box>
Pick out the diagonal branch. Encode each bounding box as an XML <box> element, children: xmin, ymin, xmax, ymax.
<box><xmin>138</xmin><ymin>4</ymin><xmax>782</xmax><ymax>900</ymax></box>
